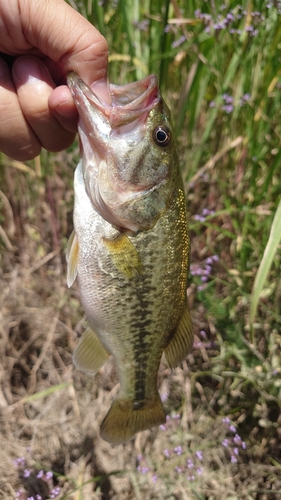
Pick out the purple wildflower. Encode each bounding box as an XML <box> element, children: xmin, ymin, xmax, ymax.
<box><xmin>36</xmin><ymin>470</ymin><xmax>44</xmax><ymax>479</ymax></box>
<box><xmin>163</xmin><ymin>449</ymin><xmax>170</xmax><ymax>458</ymax></box>
<box><xmin>141</xmin><ymin>467</ymin><xmax>149</xmax><ymax>474</ymax></box>
<box><xmin>194</xmin><ymin>214</ymin><xmax>206</xmax><ymax>222</ymax></box>
<box><xmin>234</xmin><ymin>447</ymin><xmax>239</xmax><ymax>456</ymax></box>
<box><xmin>222</xmin><ymin>438</ymin><xmax>229</xmax><ymax>447</ymax></box>
<box><xmin>172</xmin><ymin>35</ymin><xmax>186</xmax><ymax>49</ymax></box>
<box><xmin>152</xmin><ymin>475</ymin><xmax>158</xmax><ymax>483</ymax></box>
<box><xmin>222</xmin><ymin>104</ymin><xmax>234</xmax><ymax>113</ymax></box>
<box><xmin>134</xmin><ymin>19</ymin><xmax>149</xmax><ymax>31</ymax></box>
<box><xmin>187</xmin><ymin>459</ymin><xmax>194</xmax><ymax>468</ymax></box>
<box><xmin>231</xmin><ymin>455</ymin><xmax>238</xmax><ymax>464</ymax></box>
<box><xmin>160</xmin><ymin>392</ymin><xmax>169</xmax><ymax>402</ymax></box>
<box><xmin>226</xmin><ymin>13</ymin><xmax>235</xmax><ymax>21</ymax></box>
<box><xmin>14</xmin><ymin>457</ymin><xmax>26</xmax><ymax>468</ymax></box>
<box><xmin>240</xmin><ymin>93</ymin><xmax>250</xmax><ymax>105</ymax></box>
<box><xmin>50</xmin><ymin>487</ymin><xmax>60</xmax><ymax>499</ymax></box>
<box><xmin>174</xmin><ymin>446</ymin><xmax>183</xmax><ymax>456</ymax></box>
<box><xmin>195</xmin><ymin>450</ymin><xmax>203</xmax><ymax>461</ymax></box>
<box><xmin>223</xmin><ymin>93</ymin><xmax>234</xmax><ymax>104</ymax></box>
<box><xmin>214</xmin><ymin>21</ymin><xmax>226</xmax><ymax>30</ymax></box>
<box><xmin>233</xmin><ymin>434</ymin><xmax>242</xmax><ymax>445</ymax></box>
<box><xmin>23</xmin><ymin>469</ymin><xmax>31</xmax><ymax>478</ymax></box>
<box><xmin>223</xmin><ymin>416</ymin><xmax>231</xmax><ymax>424</ymax></box>
<box><xmin>229</xmin><ymin>425</ymin><xmax>236</xmax><ymax>433</ymax></box>
<box><xmin>196</xmin><ymin>467</ymin><xmax>204</xmax><ymax>475</ymax></box>
<box><xmin>202</xmin><ymin>208</ymin><xmax>215</xmax><ymax>216</ymax></box>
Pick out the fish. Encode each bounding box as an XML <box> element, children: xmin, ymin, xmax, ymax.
<box><xmin>66</xmin><ymin>71</ymin><xmax>193</xmax><ymax>445</ymax></box>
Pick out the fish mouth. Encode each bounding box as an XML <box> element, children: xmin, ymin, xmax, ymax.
<box><xmin>67</xmin><ymin>71</ymin><xmax>160</xmax><ymax>129</ymax></box>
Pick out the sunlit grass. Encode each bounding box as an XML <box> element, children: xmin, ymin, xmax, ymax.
<box><xmin>1</xmin><ymin>0</ymin><xmax>281</xmax><ymax>498</ymax></box>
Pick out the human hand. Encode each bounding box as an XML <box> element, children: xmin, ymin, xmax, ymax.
<box><xmin>0</xmin><ymin>0</ymin><xmax>108</xmax><ymax>160</ymax></box>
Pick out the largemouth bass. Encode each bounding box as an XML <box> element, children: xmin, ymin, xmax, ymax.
<box><xmin>66</xmin><ymin>72</ymin><xmax>193</xmax><ymax>445</ymax></box>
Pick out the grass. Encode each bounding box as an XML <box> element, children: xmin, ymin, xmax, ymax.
<box><xmin>0</xmin><ymin>0</ymin><xmax>281</xmax><ymax>498</ymax></box>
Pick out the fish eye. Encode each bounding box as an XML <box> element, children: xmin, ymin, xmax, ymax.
<box><xmin>152</xmin><ymin>126</ymin><xmax>172</xmax><ymax>148</ymax></box>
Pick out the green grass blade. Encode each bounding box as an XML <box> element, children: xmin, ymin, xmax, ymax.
<box><xmin>250</xmin><ymin>199</ymin><xmax>281</xmax><ymax>330</ymax></box>
<box><xmin>20</xmin><ymin>382</ymin><xmax>72</xmax><ymax>403</ymax></box>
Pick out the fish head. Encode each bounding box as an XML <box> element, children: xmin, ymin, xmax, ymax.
<box><xmin>67</xmin><ymin>72</ymin><xmax>179</xmax><ymax>232</ymax></box>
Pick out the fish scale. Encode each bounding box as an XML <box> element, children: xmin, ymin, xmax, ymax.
<box><xmin>66</xmin><ymin>72</ymin><xmax>193</xmax><ymax>444</ymax></box>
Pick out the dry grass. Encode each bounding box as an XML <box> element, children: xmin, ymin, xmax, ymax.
<box><xmin>1</xmin><ymin>153</ymin><xmax>281</xmax><ymax>499</ymax></box>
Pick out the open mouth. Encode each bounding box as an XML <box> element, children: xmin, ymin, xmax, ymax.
<box><xmin>67</xmin><ymin>72</ymin><xmax>160</xmax><ymax>128</ymax></box>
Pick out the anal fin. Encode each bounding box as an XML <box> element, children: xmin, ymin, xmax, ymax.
<box><xmin>66</xmin><ymin>230</ymin><xmax>79</xmax><ymax>288</ymax></box>
<box><xmin>164</xmin><ymin>304</ymin><xmax>193</xmax><ymax>369</ymax></box>
<box><xmin>73</xmin><ymin>325</ymin><xmax>110</xmax><ymax>375</ymax></box>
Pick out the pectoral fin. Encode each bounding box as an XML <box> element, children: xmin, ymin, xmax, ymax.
<box><xmin>103</xmin><ymin>232</ymin><xmax>143</xmax><ymax>279</ymax></box>
<box><xmin>73</xmin><ymin>325</ymin><xmax>110</xmax><ymax>375</ymax></box>
<box><xmin>66</xmin><ymin>230</ymin><xmax>79</xmax><ymax>288</ymax></box>
<box><xmin>164</xmin><ymin>305</ymin><xmax>193</xmax><ymax>369</ymax></box>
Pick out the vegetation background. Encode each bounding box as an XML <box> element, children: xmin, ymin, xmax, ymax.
<box><xmin>0</xmin><ymin>0</ymin><xmax>281</xmax><ymax>498</ymax></box>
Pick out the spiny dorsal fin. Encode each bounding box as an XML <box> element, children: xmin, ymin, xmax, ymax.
<box><xmin>102</xmin><ymin>232</ymin><xmax>143</xmax><ymax>279</ymax></box>
<box><xmin>164</xmin><ymin>304</ymin><xmax>193</xmax><ymax>369</ymax></box>
<box><xmin>66</xmin><ymin>230</ymin><xmax>79</xmax><ymax>288</ymax></box>
<box><xmin>73</xmin><ymin>325</ymin><xmax>110</xmax><ymax>375</ymax></box>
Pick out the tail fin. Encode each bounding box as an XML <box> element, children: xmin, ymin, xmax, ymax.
<box><xmin>100</xmin><ymin>393</ymin><xmax>166</xmax><ymax>445</ymax></box>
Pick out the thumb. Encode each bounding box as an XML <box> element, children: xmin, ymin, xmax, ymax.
<box><xmin>22</xmin><ymin>0</ymin><xmax>108</xmax><ymax>86</ymax></box>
